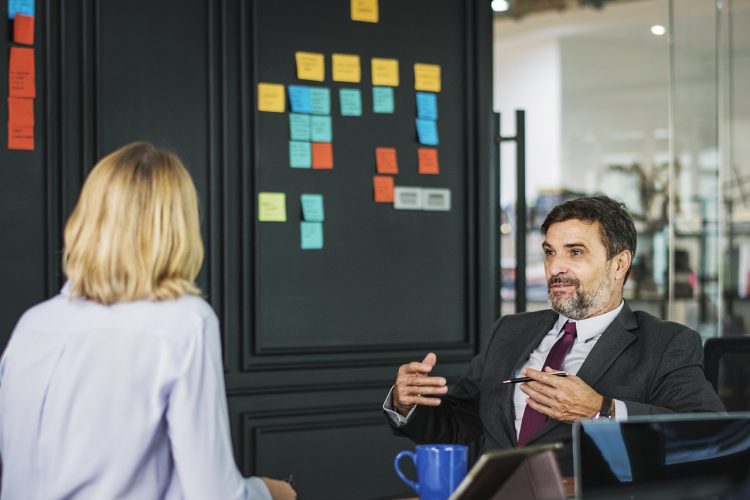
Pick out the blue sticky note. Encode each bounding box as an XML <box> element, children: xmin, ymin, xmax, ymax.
<box><xmin>288</xmin><ymin>85</ymin><xmax>312</xmax><ymax>114</ymax></box>
<box><xmin>373</xmin><ymin>86</ymin><xmax>394</xmax><ymax>114</ymax></box>
<box><xmin>8</xmin><ymin>0</ymin><xmax>34</xmax><ymax>19</ymax></box>
<box><xmin>310</xmin><ymin>87</ymin><xmax>331</xmax><ymax>115</ymax></box>
<box><xmin>289</xmin><ymin>141</ymin><xmax>311</xmax><ymax>168</ymax></box>
<box><xmin>416</xmin><ymin>92</ymin><xmax>438</xmax><ymax>120</ymax></box>
<box><xmin>300</xmin><ymin>222</ymin><xmax>324</xmax><ymax>250</ymax></box>
<box><xmin>310</xmin><ymin>116</ymin><xmax>332</xmax><ymax>142</ymax></box>
<box><xmin>416</xmin><ymin>119</ymin><xmax>439</xmax><ymax>146</ymax></box>
<box><xmin>339</xmin><ymin>88</ymin><xmax>362</xmax><ymax>116</ymax></box>
<box><xmin>300</xmin><ymin>194</ymin><xmax>325</xmax><ymax>222</ymax></box>
<box><xmin>289</xmin><ymin>113</ymin><xmax>311</xmax><ymax>141</ymax></box>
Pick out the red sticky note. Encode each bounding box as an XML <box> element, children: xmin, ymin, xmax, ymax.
<box><xmin>375</xmin><ymin>147</ymin><xmax>398</xmax><ymax>174</ymax></box>
<box><xmin>13</xmin><ymin>14</ymin><xmax>35</xmax><ymax>45</ymax></box>
<box><xmin>9</xmin><ymin>47</ymin><xmax>36</xmax><ymax>98</ymax></box>
<box><xmin>8</xmin><ymin>125</ymin><xmax>34</xmax><ymax>151</ymax></box>
<box><xmin>312</xmin><ymin>142</ymin><xmax>333</xmax><ymax>169</ymax></box>
<box><xmin>418</xmin><ymin>147</ymin><xmax>440</xmax><ymax>175</ymax></box>
<box><xmin>373</xmin><ymin>175</ymin><xmax>394</xmax><ymax>203</ymax></box>
<box><xmin>8</xmin><ymin>97</ymin><xmax>34</xmax><ymax>126</ymax></box>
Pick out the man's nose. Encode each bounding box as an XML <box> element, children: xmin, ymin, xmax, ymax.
<box><xmin>546</xmin><ymin>256</ymin><xmax>569</xmax><ymax>277</ymax></box>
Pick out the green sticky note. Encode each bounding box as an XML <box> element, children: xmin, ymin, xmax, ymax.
<box><xmin>289</xmin><ymin>113</ymin><xmax>311</xmax><ymax>141</ymax></box>
<box><xmin>310</xmin><ymin>87</ymin><xmax>331</xmax><ymax>115</ymax></box>
<box><xmin>300</xmin><ymin>194</ymin><xmax>324</xmax><ymax>222</ymax></box>
<box><xmin>258</xmin><ymin>192</ymin><xmax>287</xmax><ymax>222</ymax></box>
<box><xmin>300</xmin><ymin>222</ymin><xmax>324</xmax><ymax>250</ymax></box>
<box><xmin>289</xmin><ymin>141</ymin><xmax>311</xmax><ymax>168</ymax></box>
<box><xmin>310</xmin><ymin>116</ymin><xmax>332</xmax><ymax>142</ymax></box>
<box><xmin>339</xmin><ymin>88</ymin><xmax>362</xmax><ymax>116</ymax></box>
<box><xmin>373</xmin><ymin>86</ymin><xmax>394</xmax><ymax>113</ymax></box>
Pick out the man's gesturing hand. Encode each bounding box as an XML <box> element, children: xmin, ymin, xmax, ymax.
<box><xmin>520</xmin><ymin>366</ymin><xmax>603</xmax><ymax>423</ymax></box>
<box><xmin>392</xmin><ymin>352</ymin><xmax>448</xmax><ymax>416</ymax></box>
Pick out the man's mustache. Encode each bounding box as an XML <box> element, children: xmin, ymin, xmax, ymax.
<box><xmin>548</xmin><ymin>275</ymin><xmax>580</xmax><ymax>289</ymax></box>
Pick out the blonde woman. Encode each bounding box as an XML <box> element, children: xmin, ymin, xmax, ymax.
<box><xmin>0</xmin><ymin>143</ymin><xmax>295</xmax><ymax>500</ymax></box>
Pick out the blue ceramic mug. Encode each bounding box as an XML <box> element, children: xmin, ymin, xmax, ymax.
<box><xmin>394</xmin><ymin>444</ymin><xmax>468</xmax><ymax>500</ymax></box>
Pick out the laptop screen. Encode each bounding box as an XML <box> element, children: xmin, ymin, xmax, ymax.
<box><xmin>573</xmin><ymin>413</ymin><xmax>750</xmax><ymax>499</ymax></box>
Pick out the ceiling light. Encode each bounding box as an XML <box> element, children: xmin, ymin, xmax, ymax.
<box><xmin>650</xmin><ymin>25</ymin><xmax>666</xmax><ymax>36</ymax></box>
<box><xmin>491</xmin><ymin>0</ymin><xmax>510</xmax><ymax>12</ymax></box>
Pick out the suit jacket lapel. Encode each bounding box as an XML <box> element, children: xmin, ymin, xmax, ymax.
<box><xmin>529</xmin><ymin>302</ymin><xmax>638</xmax><ymax>444</ymax></box>
<box><xmin>498</xmin><ymin>311</ymin><xmax>558</xmax><ymax>446</ymax></box>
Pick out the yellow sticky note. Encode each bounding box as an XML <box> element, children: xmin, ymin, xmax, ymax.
<box><xmin>371</xmin><ymin>58</ymin><xmax>399</xmax><ymax>87</ymax></box>
<box><xmin>258</xmin><ymin>192</ymin><xmax>287</xmax><ymax>222</ymax></box>
<box><xmin>295</xmin><ymin>51</ymin><xmax>325</xmax><ymax>82</ymax></box>
<box><xmin>351</xmin><ymin>0</ymin><xmax>378</xmax><ymax>23</ymax></box>
<box><xmin>257</xmin><ymin>83</ymin><xmax>285</xmax><ymax>112</ymax></box>
<box><xmin>414</xmin><ymin>63</ymin><xmax>441</xmax><ymax>92</ymax></box>
<box><xmin>332</xmin><ymin>53</ymin><xmax>361</xmax><ymax>83</ymax></box>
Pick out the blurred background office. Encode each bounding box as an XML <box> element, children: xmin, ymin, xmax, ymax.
<box><xmin>1</xmin><ymin>0</ymin><xmax>748</xmax><ymax>498</ymax></box>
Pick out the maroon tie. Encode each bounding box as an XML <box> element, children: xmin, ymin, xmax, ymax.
<box><xmin>516</xmin><ymin>321</ymin><xmax>577</xmax><ymax>447</ymax></box>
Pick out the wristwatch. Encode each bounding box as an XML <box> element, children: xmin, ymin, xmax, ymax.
<box><xmin>593</xmin><ymin>396</ymin><xmax>613</xmax><ymax>420</ymax></box>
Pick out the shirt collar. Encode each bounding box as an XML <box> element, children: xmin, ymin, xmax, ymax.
<box><xmin>553</xmin><ymin>300</ymin><xmax>624</xmax><ymax>342</ymax></box>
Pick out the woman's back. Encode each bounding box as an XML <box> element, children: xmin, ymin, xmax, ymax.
<box><xmin>0</xmin><ymin>289</ymin><xmax>248</xmax><ymax>499</ymax></box>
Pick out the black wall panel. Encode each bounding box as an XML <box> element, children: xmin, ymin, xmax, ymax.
<box><xmin>0</xmin><ymin>1</ymin><xmax>495</xmax><ymax>498</ymax></box>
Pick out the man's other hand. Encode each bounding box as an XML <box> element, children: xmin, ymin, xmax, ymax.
<box><xmin>392</xmin><ymin>352</ymin><xmax>448</xmax><ymax>416</ymax></box>
<box><xmin>261</xmin><ymin>477</ymin><xmax>297</xmax><ymax>500</ymax></box>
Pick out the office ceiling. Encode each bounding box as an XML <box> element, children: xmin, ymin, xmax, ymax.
<box><xmin>495</xmin><ymin>0</ymin><xmax>640</xmax><ymax>19</ymax></box>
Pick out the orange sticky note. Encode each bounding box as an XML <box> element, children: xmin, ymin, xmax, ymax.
<box><xmin>8</xmin><ymin>125</ymin><xmax>34</xmax><ymax>151</ymax></box>
<box><xmin>312</xmin><ymin>142</ymin><xmax>333</xmax><ymax>169</ymax></box>
<box><xmin>375</xmin><ymin>147</ymin><xmax>398</xmax><ymax>174</ymax></box>
<box><xmin>9</xmin><ymin>47</ymin><xmax>35</xmax><ymax>98</ymax></box>
<box><xmin>8</xmin><ymin>97</ymin><xmax>34</xmax><ymax>126</ymax></box>
<box><xmin>373</xmin><ymin>175</ymin><xmax>394</xmax><ymax>203</ymax></box>
<box><xmin>13</xmin><ymin>14</ymin><xmax>34</xmax><ymax>45</ymax></box>
<box><xmin>418</xmin><ymin>147</ymin><xmax>439</xmax><ymax>175</ymax></box>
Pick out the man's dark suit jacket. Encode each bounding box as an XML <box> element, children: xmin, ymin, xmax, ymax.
<box><xmin>389</xmin><ymin>302</ymin><xmax>725</xmax><ymax>475</ymax></box>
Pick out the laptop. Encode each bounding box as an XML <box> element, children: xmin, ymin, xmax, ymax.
<box><xmin>573</xmin><ymin>413</ymin><xmax>750</xmax><ymax>499</ymax></box>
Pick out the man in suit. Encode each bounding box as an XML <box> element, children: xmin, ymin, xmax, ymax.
<box><xmin>383</xmin><ymin>195</ymin><xmax>724</xmax><ymax>475</ymax></box>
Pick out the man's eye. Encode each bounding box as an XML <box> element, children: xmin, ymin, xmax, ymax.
<box><xmin>571</xmin><ymin>249</ymin><xmax>582</xmax><ymax>256</ymax></box>
<box><xmin>544</xmin><ymin>250</ymin><xmax>554</xmax><ymax>256</ymax></box>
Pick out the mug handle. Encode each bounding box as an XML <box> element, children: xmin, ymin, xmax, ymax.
<box><xmin>394</xmin><ymin>450</ymin><xmax>419</xmax><ymax>493</ymax></box>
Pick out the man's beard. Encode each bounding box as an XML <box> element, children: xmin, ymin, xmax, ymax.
<box><xmin>547</xmin><ymin>269</ymin><xmax>613</xmax><ymax>320</ymax></box>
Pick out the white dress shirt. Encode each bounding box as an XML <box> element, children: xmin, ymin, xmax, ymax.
<box><xmin>0</xmin><ymin>287</ymin><xmax>270</xmax><ymax>500</ymax></box>
<box><xmin>384</xmin><ymin>302</ymin><xmax>628</xmax><ymax>435</ymax></box>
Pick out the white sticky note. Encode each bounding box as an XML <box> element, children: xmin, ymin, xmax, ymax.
<box><xmin>393</xmin><ymin>187</ymin><xmax>422</xmax><ymax>210</ymax></box>
<box><xmin>421</xmin><ymin>188</ymin><xmax>451</xmax><ymax>211</ymax></box>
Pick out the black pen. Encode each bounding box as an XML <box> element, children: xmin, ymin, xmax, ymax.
<box><xmin>285</xmin><ymin>474</ymin><xmax>295</xmax><ymax>488</ymax></box>
<box><xmin>502</xmin><ymin>371</ymin><xmax>567</xmax><ymax>384</ymax></box>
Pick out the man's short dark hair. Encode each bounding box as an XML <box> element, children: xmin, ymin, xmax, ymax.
<box><xmin>541</xmin><ymin>195</ymin><xmax>637</xmax><ymax>261</ymax></box>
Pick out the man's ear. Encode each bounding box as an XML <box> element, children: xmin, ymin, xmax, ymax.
<box><xmin>613</xmin><ymin>250</ymin><xmax>632</xmax><ymax>281</ymax></box>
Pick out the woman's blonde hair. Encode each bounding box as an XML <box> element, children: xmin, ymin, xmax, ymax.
<box><xmin>63</xmin><ymin>142</ymin><xmax>204</xmax><ymax>304</ymax></box>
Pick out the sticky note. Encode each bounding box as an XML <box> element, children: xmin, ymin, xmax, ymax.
<box><xmin>418</xmin><ymin>147</ymin><xmax>439</xmax><ymax>175</ymax></box>
<box><xmin>258</xmin><ymin>192</ymin><xmax>287</xmax><ymax>222</ymax></box>
<box><xmin>311</xmin><ymin>115</ymin><xmax>332</xmax><ymax>142</ymax></box>
<box><xmin>416</xmin><ymin>118</ymin><xmax>439</xmax><ymax>146</ymax></box>
<box><xmin>394</xmin><ymin>187</ymin><xmax>423</xmax><ymax>210</ymax></box>
<box><xmin>8</xmin><ymin>97</ymin><xmax>34</xmax><ymax>126</ymax></box>
<box><xmin>416</xmin><ymin>92</ymin><xmax>438</xmax><ymax>120</ymax></box>
<box><xmin>13</xmin><ymin>14</ymin><xmax>34</xmax><ymax>45</ymax></box>
<box><xmin>9</xmin><ymin>47</ymin><xmax>35</xmax><ymax>98</ymax></box>
<box><xmin>288</xmin><ymin>85</ymin><xmax>313</xmax><ymax>113</ymax></box>
<box><xmin>376</xmin><ymin>147</ymin><xmax>398</xmax><ymax>174</ymax></box>
<box><xmin>414</xmin><ymin>63</ymin><xmax>441</xmax><ymax>92</ymax></box>
<box><xmin>257</xmin><ymin>83</ymin><xmax>285</xmax><ymax>112</ymax></box>
<box><xmin>295</xmin><ymin>51</ymin><xmax>325</xmax><ymax>82</ymax></box>
<box><xmin>312</xmin><ymin>142</ymin><xmax>333</xmax><ymax>169</ymax></box>
<box><xmin>290</xmin><ymin>141</ymin><xmax>312</xmax><ymax>168</ymax></box>
<box><xmin>339</xmin><ymin>88</ymin><xmax>362</xmax><ymax>116</ymax></box>
<box><xmin>300</xmin><ymin>194</ymin><xmax>325</xmax><ymax>222</ymax></box>
<box><xmin>373</xmin><ymin>175</ymin><xmax>394</xmax><ymax>203</ymax></box>
<box><xmin>373</xmin><ymin>86</ymin><xmax>394</xmax><ymax>114</ymax></box>
<box><xmin>421</xmin><ymin>188</ymin><xmax>451</xmax><ymax>211</ymax></box>
<box><xmin>8</xmin><ymin>0</ymin><xmax>34</xmax><ymax>19</ymax></box>
<box><xmin>310</xmin><ymin>87</ymin><xmax>331</xmax><ymax>115</ymax></box>
<box><xmin>351</xmin><ymin>0</ymin><xmax>378</xmax><ymax>23</ymax></box>
<box><xmin>8</xmin><ymin>125</ymin><xmax>34</xmax><ymax>151</ymax></box>
<box><xmin>289</xmin><ymin>113</ymin><xmax>311</xmax><ymax>141</ymax></box>
<box><xmin>371</xmin><ymin>58</ymin><xmax>399</xmax><ymax>86</ymax></box>
<box><xmin>332</xmin><ymin>53</ymin><xmax>361</xmax><ymax>83</ymax></box>
<box><xmin>300</xmin><ymin>222</ymin><xmax>324</xmax><ymax>250</ymax></box>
